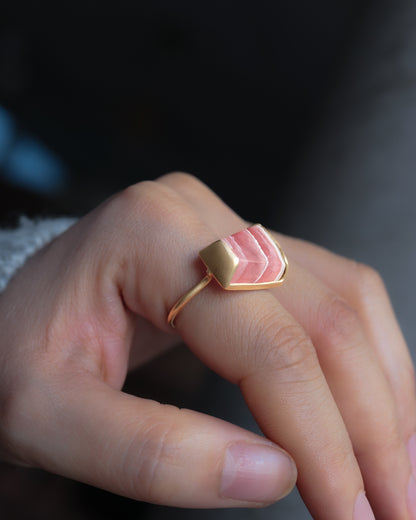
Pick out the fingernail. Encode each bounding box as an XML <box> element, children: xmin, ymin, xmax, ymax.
<box><xmin>407</xmin><ymin>475</ymin><xmax>416</xmax><ymax>520</ymax></box>
<box><xmin>353</xmin><ymin>491</ymin><xmax>375</xmax><ymax>520</ymax></box>
<box><xmin>408</xmin><ymin>433</ymin><xmax>416</xmax><ymax>477</ymax></box>
<box><xmin>220</xmin><ymin>442</ymin><xmax>296</xmax><ymax>503</ymax></box>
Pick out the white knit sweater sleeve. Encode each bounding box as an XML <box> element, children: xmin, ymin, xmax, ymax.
<box><xmin>0</xmin><ymin>216</ymin><xmax>76</xmax><ymax>292</ymax></box>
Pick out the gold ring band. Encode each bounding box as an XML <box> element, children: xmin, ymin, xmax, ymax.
<box><xmin>168</xmin><ymin>273</ymin><xmax>213</xmax><ymax>328</ymax></box>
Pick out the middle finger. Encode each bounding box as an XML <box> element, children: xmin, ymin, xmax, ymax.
<box><xmin>159</xmin><ymin>172</ymin><xmax>413</xmax><ymax>519</ymax></box>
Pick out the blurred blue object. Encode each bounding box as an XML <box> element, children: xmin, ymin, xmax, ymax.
<box><xmin>0</xmin><ymin>106</ymin><xmax>16</xmax><ymax>164</ymax></box>
<box><xmin>0</xmin><ymin>104</ymin><xmax>68</xmax><ymax>195</ymax></box>
<box><xmin>1</xmin><ymin>131</ymin><xmax>68</xmax><ymax>196</ymax></box>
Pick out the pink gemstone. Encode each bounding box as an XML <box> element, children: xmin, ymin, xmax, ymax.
<box><xmin>222</xmin><ymin>225</ymin><xmax>286</xmax><ymax>285</ymax></box>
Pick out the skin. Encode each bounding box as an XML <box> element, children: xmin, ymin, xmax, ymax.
<box><xmin>0</xmin><ymin>172</ymin><xmax>415</xmax><ymax>519</ymax></box>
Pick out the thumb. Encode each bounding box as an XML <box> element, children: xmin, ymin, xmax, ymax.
<box><xmin>15</xmin><ymin>376</ymin><xmax>297</xmax><ymax>508</ymax></box>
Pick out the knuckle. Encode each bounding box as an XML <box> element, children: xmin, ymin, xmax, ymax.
<box><xmin>357</xmin><ymin>262</ymin><xmax>385</xmax><ymax>289</ymax></box>
<box><xmin>158</xmin><ymin>171</ymin><xmax>199</xmax><ymax>188</ymax></box>
<box><xmin>157</xmin><ymin>172</ymin><xmax>215</xmax><ymax>203</ymax></box>
<box><xmin>116</xmin><ymin>181</ymin><xmax>167</xmax><ymax>219</ymax></box>
<box><xmin>123</xmin><ymin>406</ymin><xmax>180</xmax><ymax>501</ymax></box>
<box><xmin>356</xmin><ymin>420</ymin><xmax>402</xmax><ymax>459</ymax></box>
<box><xmin>395</xmin><ymin>365</ymin><xmax>416</xmax><ymax>433</ymax></box>
<box><xmin>379</xmin><ymin>424</ymin><xmax>403</xmax><ymax>453</ymax></box>
<box><xmin>111</xmin><ymin>180</ymin><xmax>191</xmax><ymax>232</ymax></box>
<box><xmin>113</xmin><ymin>181</ymin><xmax>151</xmax><ymax>211</ymax></box>
<box><xmin>351</xmin><ymin>261</ymin><xmax>387</xmax><ymax>301</ymax></box>
<box><xmin>252</xmin><ymin>312</ymin><xmax>319</xmax><ymax>379</ymax></box>
<box><xmin>317</xmin><ymin>295</ymin><xmax>363</xmax><ymax>352</ymax></box>
<box><xmin>408</xmin><ymin>365</ymin><xmax>416</xmax><ymax>396</ymax></box>
<box><xmin>326</xmin><ymin>440</ymin><xmax>357</xmax><ymax>476</ymax></box>
<box><xmin>318</xmin><ymin>443</ymin><xmax>359</xmax><ymax>496</ymax></box>
<box><xmin>396</xmin><ymin>362</ymin><xmax>416</xmax><ymax>401</ymax></box>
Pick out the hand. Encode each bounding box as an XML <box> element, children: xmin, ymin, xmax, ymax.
<box><xmin>0</xmin><ymin>173</ymin><xmax>414</xmax><ymax>519</ymax></box>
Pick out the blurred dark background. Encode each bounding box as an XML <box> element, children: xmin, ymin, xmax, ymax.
<box><xmin>0</xmin><ymin>0</ymin><xmax>371</xmax><ymax>227</ymax></box>
<box><xmin>0</xmin><ymin>1</ymin><xmax>378</xmax><ymax>519</ymax></box>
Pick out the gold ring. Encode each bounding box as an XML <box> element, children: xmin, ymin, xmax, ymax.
<box><xmin>167</xmin><ymin>224</ymin><xmax>288</xmax><ymax>327</ymax></box>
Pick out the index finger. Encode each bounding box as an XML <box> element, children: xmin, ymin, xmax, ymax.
<box><xmin>115</xmin><ymin>180</ymin><xmax>371</xmax><ymax>519</ymax></box>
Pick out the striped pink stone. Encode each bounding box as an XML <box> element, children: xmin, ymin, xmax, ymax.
<box><xmin>222</xmin><ymin>224</ymin><xmax>286</xmax><ymax>285</ymax></box>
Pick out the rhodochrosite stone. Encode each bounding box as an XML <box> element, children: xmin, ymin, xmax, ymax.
<box><xmin>169</xmin><ymin>224</ymin><xmax>288</xmax><ymax>327</ymax></box>
<box><xmin>222</xmin><ymin>225</ymin><xmax>286</xmax><ymax>286</ymax></box>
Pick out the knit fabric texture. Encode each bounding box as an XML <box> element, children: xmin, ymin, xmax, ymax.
<box><xmin>0</xmin><ymin>216</ymin><xmax>76</xmax><ymax>292</ymax></box>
